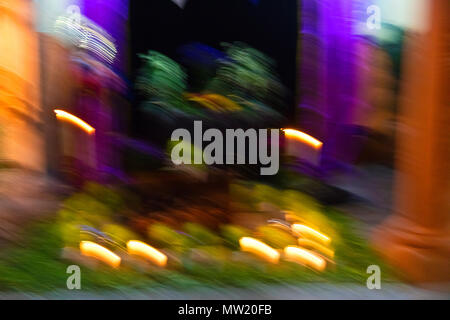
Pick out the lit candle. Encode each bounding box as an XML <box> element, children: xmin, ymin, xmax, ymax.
<box><xmin>297</xmin><ymin>238</ymin><xmax>334</xmax><ymax>258</ymax></box>
<box><xmin>282</xmin><ymin>129</ymin><xmax>322</xmax><ymax>149</ymax></box>
<box><xmin>291</xmin><ymin>224</ymin><xmax>331</xmax><ymax>245</ymax></box>
<box><xmin>284</xmin><ymin>246</ymin><xmax>326</xmax><ymax>271</ymax></box>
<box><xmin>80</xmin><ymin>241</ymin><xmax>121</xmax><ymax>268</ymax></box>
<box><xmin>282</xmin><ymin>128</ymin><xmax>322</xmax><ymax>165</ymax></box>
<box><xmin>239</xmin><ymin>237</ymin><xmax>280</xmax><ymax>264</ymax></box>
<box><xmin>55</xmin><ymin>109</ymin><xmax>95</xmax><ymax>135</ymax></box>
<box><xmin>127</xmin><ymin>240</ymin><xmax>168</xmax><ymax>267</ymax></box>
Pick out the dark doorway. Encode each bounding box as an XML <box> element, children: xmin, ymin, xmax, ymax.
<box><xmin>129</xmin><ymin>0</ymin><xmax>298</xmax><ymax>136</ymax></box>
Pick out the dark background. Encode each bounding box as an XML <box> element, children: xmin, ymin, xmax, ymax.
<box><xmin>129</xmin><ymin>0</ymin><xmax>298</xmax><ymax>136</ymax></box>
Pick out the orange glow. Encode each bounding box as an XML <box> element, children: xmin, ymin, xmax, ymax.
<box><xmin>282</xmin><ymin>129</ymin><xmax>323</xmax><ymax>149</ymax></box>
<box><xmin>239</xmin><ymin>237</ymin><xmax>280</xmax><ymax>264</ymax></box>
<box><xmin>297</xmin><ymin>239</ymin><xmax>334</xmax><ymax>258</ymax></box>
<box><xmin>80</xmin><ymin>241</ymin><xmax>121</xmax><ymax>268</ymax></box>
<box><xmin>291</xmin><ymin>224</ymin><xmax>331</xmax><ymax>245</ymax></box>
<box><xmin>126</xmin><ymin>240</ymin><xmax>168</xmax><ymax>267</ymax></box>
<box><xmin>54</xmin><ymin>109</ymin><xmax>95</xmax><ymax>134</ymax></box>
<box><xmin>284</xmin><ymin>246</ymin><xmax>326</xmax><ymax>271</ymax></box>
<box><xmin>284</xmin><ymin>211</ymin><xmax>306</xmax><ymax>223</ymax></box>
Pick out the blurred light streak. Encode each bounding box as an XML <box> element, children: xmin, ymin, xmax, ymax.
<box><xmin>54</xmin><ymin>109</ymin><xmax>95</xmax><ymax>134</ymax></box>
<box><xmin>126</xmin><ymin>240</ymin><xmax>168</xmax><ymax>267</ymax></box>
<box><xmin>239</xmin><ymin>237</ymin><xmax>280</xmax><ymax>264</ymax></box>
<box><xmin>54</xmin><ymin>14</ymin><xmax>117</xmax><ymax>64</ymax></box>
<box><xmin>297</xmin><ymin>239</ymin><xmax>334</xmax><ymax>258</ymax></box>
<box><xmin>282</xmin><ymin>129</ymin><xmax>323</xmax><ymax>149</ymax></box>
<box><xmin>284</xmin><ymin>246</ymin><xmax>326</xmax><ymax>271</ymax></box>
<box><xmin>186</xmin><ymin>94</ymin><xmax>242</xmax><ymax>112</ymax></box>
<box><xmin>267</xmin><ymin>219</ymin><xmax>293</xmax><ymax>232</ymax></box>
<box><xmin>285</xmin><ymin>212</ymin><xmax>304</xmax><ymax>223</ymax></box>
<box><xmin>171</xmin><ymin>0</ymin><xmax>189</xmax><ymax>9</ymax></box>
<box><xmin>291</xmin><ymin>224</ymin><xmax>331</xmax><ymax>245</ymax></box>
<box><xmin>80</xmin><ymin>241</ymin><xmax>121</xmax><ymax>268</ymax></box>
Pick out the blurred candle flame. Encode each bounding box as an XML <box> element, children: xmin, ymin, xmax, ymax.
<box><xmin>239</xmin><ymin>237</ymin><xmax>280</xmax><ymax>264</ymax></box>
<box><xmin>126</xmin><ymin>240</ymin><xmax>168</xmax><ymax>267</ymax></box>
<box><xmin>297</xmin><ymin>238</ymin><xmax>334</xmax><ymax>258</ymax></box>
<box><xmin>54</xmin><ymin>109</ymin><xmax>95</xmax><ymax>134</ymax></box>
<box><xmin>80</xmin><ymin>241</ymin><xmax>121</xmax><ymax>268</ymax></box>
<box><xmin>292</xmin><ymin>224</ymin><xmax>331</xmax><ymax>245</ymax></box>
<box><xmin>282</xmin><ymin>128</ymin><xmax>323</xmax><ymax>149</ymax></box>
<box><xmin>284</xmin><ymin>246</ymin><xmax>326</xmax><ymax>271</ymax></box>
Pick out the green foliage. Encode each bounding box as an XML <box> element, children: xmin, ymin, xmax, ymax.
<box><xmin>0</xmin><ymin>210</ymin><xmax>394</xmax><ymax>293</ymax></box>
<box><xmin>0</xmin><ymin>181</ymin><xmax>396</xmax><ymax>293</ymax></box>
<box><xmin>207</xmin><ymin>42</ymin><xmax>284</xmax><ymax>104</ymax></box>
<box><xmin>322</xmin><ymin>208</ymin><xmax>394</xmax><ymax>282</ymax></box>
<box><xmin>282</xmin><ymin>190</ymin><xmax>321</xmax><ymax>214</ymax></box>
<box><xmin>101</xmin><ymin>224</ymin><xmax>139</xmax><ymax>245</ymax></box>
<box><xmin>137</xmin><ymin>51</ymin><xmax>186</xmax><ymax>103</ymax></box>
<box><xmin>0</xmin><ymin>221</ymin><xmax>69</xmax><ymax>292</ymax></box>
<box><xmin>229</xmin><ymin>183</ymin><xmax>258</xmax><ymax>209</ymax></box>
<box><xmin>59</xmin><ymin>193</ymin><xmax>113</xmax><ymax>227</ymax></box>
<box><xmin>147</xmin><ymin>223</ymin><xmax>192</xmax><ymax>252</ymax></box>
<box><xmin>220</xmin><ymin>225</ymin><xmax>251</xmax><ymax>249</ymax></box>
<box><xmin>137</xmin><ymin>51</ymin><xmax>199</xmax><ymax>116</ymax></box>
<box><xmin>84</xmin><ymin>183</ymin><xmax>125</xmax><ymax>213</ymax></box>
<box><xmin>256</xmin><ymin>225</ymin><xmax>297</xmax><ymax>249</ymax></box>
<box><xmin>59</xmin><ymin>221</ymin><xmax>82</xmax><ymax>248</ymax></box>
<box><xmin>136</xmin><ymin>44</ymin><xmax>285</xmax><ymax>123</ymax></box>
<box><xmin>183</xmin><ymin>223</ymin><xmax>221</xmax><ymax>246</ymax></box>
<box><xmin>281</xmin><ymin>190</ymin><xmax>336</xmax><ymax>235</ymax></box>
<box><xmin>56</xmin><ymin>185</ymin><xmax>130</xmax><ymax>247</ymax></box>
<box><xmin>253</xmin><ymin>183</ymin><xmax>283</xmax><ymax>207</ymax></box>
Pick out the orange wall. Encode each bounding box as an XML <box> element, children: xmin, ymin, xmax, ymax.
<box><xmin>0</xmin><ymin>0</ymin><xmax>44</xmax><ymax>171</ymax></box>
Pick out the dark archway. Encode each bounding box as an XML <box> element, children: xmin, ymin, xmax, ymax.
<box><xmin>129</xmin><ymin>0</ymin><xmax>298</xmax><ymax>137</ymax></box>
